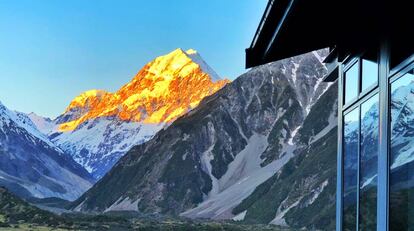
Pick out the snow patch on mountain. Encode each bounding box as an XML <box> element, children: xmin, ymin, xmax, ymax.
<box><xmin>200</xmin><ymin>122</ymin><xmax>220</xmax><ymax>197</ymax></box>
<box><xmin>306</xmin><ymin>179</ymin><xmax>329</xmax><ymax>206</ymax></box>
<box><xmin>232</xmin><ymin>211</ymin><xmax>247</xmax><ymax>221</ymax></box>
<box><xmin>105</xmin><ymin>197</ymin><xmax>140</xmax><ymax>212</ymax></box>
<box><xmin>291</xmin><ymin>63</ymin><xmax>299</xmax><ymax>86</ymax></box>
<box><xmin>288</xmin><ymin>126</ymin><xmax>301</xmax><ymax>145</ymax></box>
<box><xmin>270</xmin><ymin>197</ymin><xmax>303</xmax><ymax>226</ymax></box>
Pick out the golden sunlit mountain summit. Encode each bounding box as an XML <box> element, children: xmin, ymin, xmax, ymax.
<box><xmin>58</xmin><ymin>49</ymin><xmax>230</xmax><ymax>132</ymax></box>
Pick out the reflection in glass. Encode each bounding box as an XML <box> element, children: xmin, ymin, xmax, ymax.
<box><xmin>345</xmin><ymin>62</ymin><xmax>359</xmax><ymax>104</ymax></box>
<box><xmin>359</xmin><ymin>94</ymin><xmax>379</xmax><ymax>231</ymax></box>
<box><xmin>343</xmin><ymin>108</ymin><xmax>359</xmax><ymax>231</ymax></box>
<box><xmin>361</xmin><ymin>59</ymin><xmax>378</xmax><ymax>91</ymax></box>
<box><xmin>390</xmin><ymin>70</ymin><xmax>414</xmax><ymax>231</ymax></box>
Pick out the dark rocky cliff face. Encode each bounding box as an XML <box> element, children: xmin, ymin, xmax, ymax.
<box><xmin>70</xmin><ymin>50</ymin><xmax>337</xmax><ymax>230</ymax></box>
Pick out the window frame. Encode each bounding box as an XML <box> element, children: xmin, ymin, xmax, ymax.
<box><xmin>342</xmin><ymin>87</ymin><xmax>379</xmax><ymax>231</ymax></box>
<box><xmin>361</xmin><ymin>58</ymin><xmax>380</xmax><ymax>96</ymax></box>
<box><xmin>339</xmin><ymin>50</ymin><xmax>381</xmax><ymax>231</ymax></box>
<box><xmin>343</xmin><ymin>58</ymin><xmax>360</xmax><ymax>107</ymax></box>
<box><xmin>343</xmin><ymin>53</ymin><xmax>380</xmax><ymax>111</ymax></box>
<box><xmin>389</xmin><ymin>59</ymin><xmax>414</xmax><ymax>84</ymax></box>
<box><xmin>338</xmin><ymin>43</ymin><xmax>414</xmax><ymax>231</ymax></box>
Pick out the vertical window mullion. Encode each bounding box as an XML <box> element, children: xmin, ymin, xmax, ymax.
<box><xmin>377</xmin><ymin>42</ymin><xmax>390</xmax><ymax>231</ymax></box>
<box><xmin>358</xmin><ymin>58</ymin><xmax>362</xmax><ymax>97</ymax></box>
<box><xmin>338</xmin><ymin>64</ymin><xmax>345</xmax><ymax>231</ymax></box>
<box><xmin>356</xmin><ymin>59</ymin><xmax>362</xmax><ymax>231</ymax></box>
<box><xmin>356</xmin><ymin>104</ymin><xmax>361</xmax><ymax>231</ymax></box>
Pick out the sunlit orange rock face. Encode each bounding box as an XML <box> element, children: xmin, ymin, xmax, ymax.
<box><xmin>58</xmin><ymin>49</ymin><xmax>230</xmax><ymax>132</ymax></box>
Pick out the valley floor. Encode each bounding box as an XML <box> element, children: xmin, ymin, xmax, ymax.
<box><xmin>0</xmin><ymin>220</ymin><xmax>297</xmax><ymax>231</ymax></box>
<box><xmin>1</xmin><ymin>186</ymin><xmax>297</xmax><ymax>231</ymax></box>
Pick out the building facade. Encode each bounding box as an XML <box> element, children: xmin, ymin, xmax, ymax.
<box><xmin>246</xmin><ymin>0</ymin><xmax>414</xmax><ymax>230</ymax></box>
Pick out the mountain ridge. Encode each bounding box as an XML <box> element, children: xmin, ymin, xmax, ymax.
<box><xmin>0</xmin><ymin>101</ymin><xmax>93</xmax><ymax>201</ymax></box>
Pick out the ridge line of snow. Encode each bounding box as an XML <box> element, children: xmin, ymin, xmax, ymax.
<box><xmin>185</xmin><ymin>49</ymin><xmax>222</xmax><ymax>81</ymax></box>
<box><xmin>312</xmin><ymin>51</ymin><xmax>325</xmax><ymax>64</ymax></box>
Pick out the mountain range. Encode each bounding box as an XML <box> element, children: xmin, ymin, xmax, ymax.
<box><xmin>1</xmin><ymin>48</ymin><xmax>343</xmax><ymax>230</ymax></box>
<box><xmin>68</xmin><ymin>49</ymin><xmax>339</xmax><ymax>230</ymax></box>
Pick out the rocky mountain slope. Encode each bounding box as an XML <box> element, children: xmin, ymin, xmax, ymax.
<box><xmin>0</xmin><ymin>102</ymin><xmax>93</xmax><ymax>201</ymax></box>
<box><xmin>34</xmin><ymin>49</ymin><xmax>229</xmax><ymax>179</ymax></box>
<box><xmin>69</xmin><ymin>50</ymin><xmax>337</xmax><ymax>231</ymax></box>
<box><xmin>232</xmin><ymin>83</ymin><xmax>337</xmax><ymax>230</ymax></box>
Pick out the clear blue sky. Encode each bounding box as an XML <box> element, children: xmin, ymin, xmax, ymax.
<box><xmin>0</xmin><ymin>0</ymin><xmax>267</xmax><ymax>118</ymax></box>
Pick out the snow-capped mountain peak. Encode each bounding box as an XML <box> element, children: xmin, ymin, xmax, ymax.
<box><xmin>44</xmin><ymin>49</ymin><xmax>230</xmax><ymax>179</ymax></box>
<box><xmin>1</xmin><ymin>103</ymin><xmax>56</xmax><ymax>149</ymax></box>
<box><xmin>27</xmin><ymin>112</ymin><xmax>56</xmax><ymax>135</ymax></box>
<box><xmin>56</xmin><ymin>48</ymin><xmax>229</xmax><ymax>132</ymax></box>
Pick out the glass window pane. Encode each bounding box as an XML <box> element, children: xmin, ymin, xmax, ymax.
<box><xmin>345</xmin><ymin>62</ymin><xmax>359</xmax><ymax>104</ymax></box>
<box><xmin>361</xmin><ymin>59</ymin><xmax>378</xmax><ymax>91</ymax></box>
<box><xmin>390</xmin><ymin>70</ymin><xmax>414</xmax><ymax>231</ymax></box>
<box><xmin>343</xmin><ymin>108</ymin><xmax>359</xmax><ymax>231</ymax></box>
<box><xmin>359</xmin><ymin>94</ymin><xmax>379</xmax><ymax>231</ymax></box>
